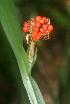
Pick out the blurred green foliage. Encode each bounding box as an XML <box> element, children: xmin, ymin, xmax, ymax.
<box><xmin>0</xmin><ymin>0</ymin><xmax>70</xmax><ymax>103</ymax></box>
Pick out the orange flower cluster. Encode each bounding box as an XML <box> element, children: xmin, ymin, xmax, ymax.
<box><xmin>23</xmin><ymin>16</ymin><xmax>53</xmax><ymax>41</ymax></box>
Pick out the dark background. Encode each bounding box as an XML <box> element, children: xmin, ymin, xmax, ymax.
<box><xmin>0</xmin><ymin>0</ymin><xmax>70</xmax><ymax>104</ymax></box>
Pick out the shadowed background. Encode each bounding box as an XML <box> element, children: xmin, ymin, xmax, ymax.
<box><xmin>0</xmin><ymin>0</ymin><xmax>70</xmax><ymax>104</ymax></box>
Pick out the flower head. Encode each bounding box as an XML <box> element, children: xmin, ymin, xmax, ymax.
<box><xmin>23</xmin><ymin>16</ymin><xmax>53</xmax><ymax>61</ymax></box>
<box><xmin>23</xmin><ymin>16</ymin><xmax>53</xmax><ymax>43</ymax></box>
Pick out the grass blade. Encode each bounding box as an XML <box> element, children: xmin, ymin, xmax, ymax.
<box><xmin>0</xmin><ymin>0</ymin><xmax>45</xmax><ymax>103</ymax></box>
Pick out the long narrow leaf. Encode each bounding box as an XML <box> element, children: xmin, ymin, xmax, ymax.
<box><xmin>0</xmin><ymin>0</ymin><xmax>45</xmax><ymax>103</ymax></box>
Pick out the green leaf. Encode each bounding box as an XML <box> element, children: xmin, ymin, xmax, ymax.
<box><xmin>31</xmin><ymin>47</ymin><xmax>37</xmax><ymax>68</ymax></box>
<box><xmin>0</xmin><ymin>0</ymin><xmax>30</xmax><ymax>75</ymax></box>
<box><xmin>30</xmin><ymin>76</ymin><xmax>45</xmax><ymax>104</ymax></box>
<box><xmin>0</xmin><ymin>0</ymin><xmax>45</xmax><ymax>104</ymax></box>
